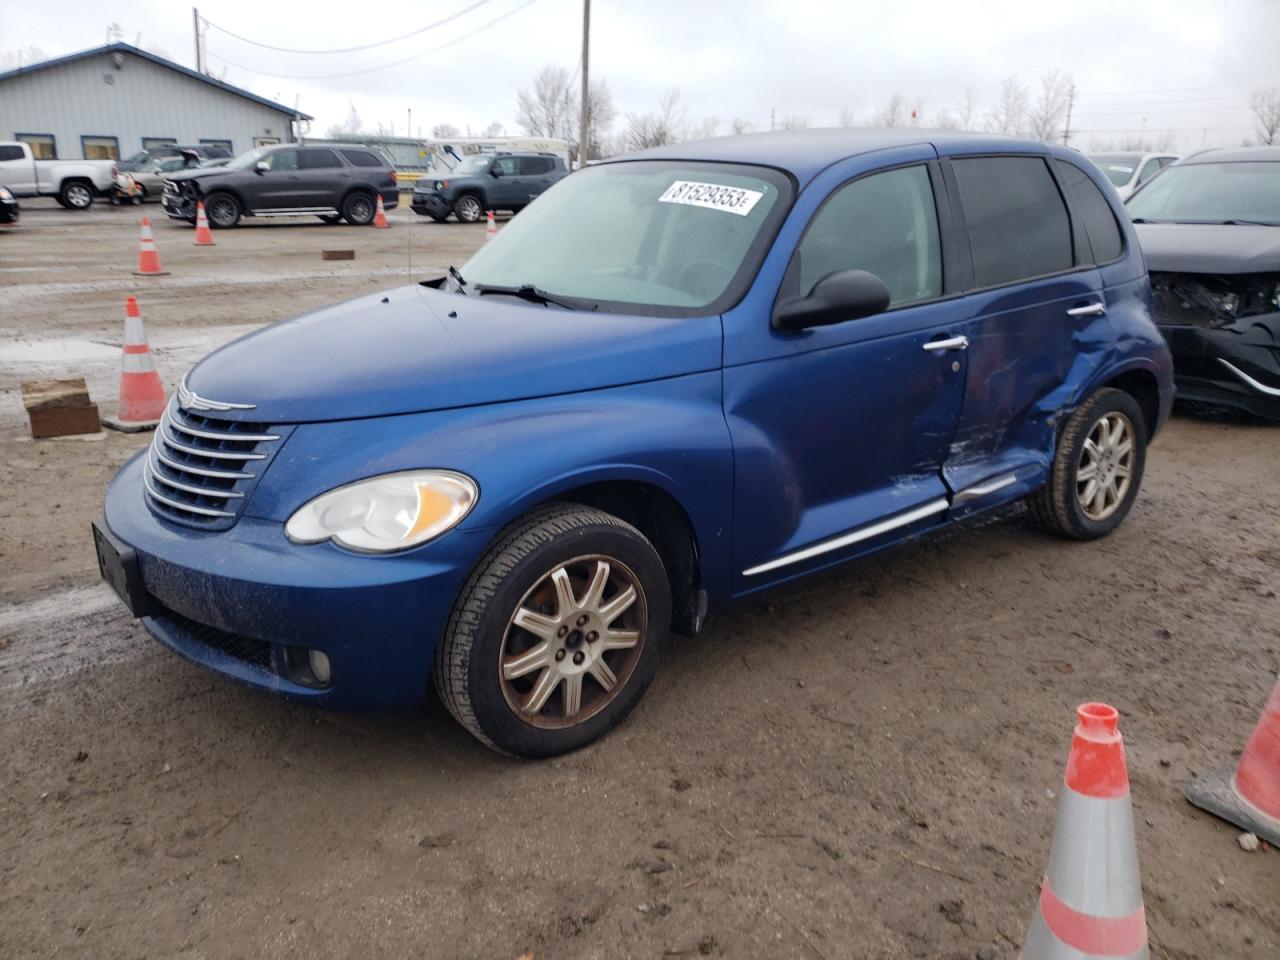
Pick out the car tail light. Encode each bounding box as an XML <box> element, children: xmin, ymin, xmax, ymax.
<box><xmin>111</xmin><ymin>163</ymin><xmax>118</xmax><ymax>178</ymax></box>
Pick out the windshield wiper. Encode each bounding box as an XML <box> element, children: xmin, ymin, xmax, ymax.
<box><xmin>1217</xmin><ymin>219</ymin><xmax>1276</xmax><ymax>226</ymax></box>
<box><xmin>448</xmin><ymin>265</ymin><xmax>468</xmax><ymax>294</ymax></box>
<box><xmin>1128</xmin><ymin>217</ymin><xmax>1161</xmax><ymax>224</ymax></box>
<box><xmin>473</xmin><ymin>283</ymin><xmax>592</xmax><ymax>311</ymax></box>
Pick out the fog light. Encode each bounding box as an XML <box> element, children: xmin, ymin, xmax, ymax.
<box><xmin>308</xmin><ymin>649</ymin><xmax>332</xmax><ymax>686</ymax></box>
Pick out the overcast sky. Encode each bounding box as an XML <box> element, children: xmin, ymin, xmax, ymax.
<box><xmin>3</xmin><ymin>0</ymin><xmax>1279</xmax><ymax>151</ymax></box>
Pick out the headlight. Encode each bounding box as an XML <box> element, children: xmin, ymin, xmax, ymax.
<box><xmin>285</xmin><ymin>470</ymin><xmax>477</xmax><ymax>553</ymax></box>
<box><xmin>0</xmin><ymin>187</ymin><xmax>12</xmax><ymax>201</ymax></box>
<box><xmin>436</xmin><ymin>180</ymin><xmax>448</xmax><ymax>190</ymax></box>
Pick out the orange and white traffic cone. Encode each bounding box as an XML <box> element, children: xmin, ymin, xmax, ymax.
<box><xmin>485</xmin><ymin>209</ymin><xmax>497</xmax><ymax>240</ymax></box>
<box><xmin>1186</xmin><ymin>673</ymin><xmax>1280</xmax><ymax>847</ymax></box>
<box><xmin>373</xmin><ymin>194</ymin><xmax>389</xmax><ymax>228</ymax></box>
<box><xmin>1021</xmin><ymin>703</ymin><xmax>1148</xmax><ymax>960</ymax></box>
<box><xmin>103</xmin><ymin>296</ymin><xmax>167</xmax><ymax>431</ymax></box>
<box><xmin>132</xmin><ymin>216</ymin><xmax>169</xmax><ymax>276</ymax></box>
<box><xmin>193</xmin><ymin>201</ymin><xmax>215</xmax><ymax>245</ymax></box>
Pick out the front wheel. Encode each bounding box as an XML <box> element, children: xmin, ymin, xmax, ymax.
<box><xmin>433</xmin><ymin>504</ymin><xmax>670</xmax><ymax>757</ymax></box>
<box><xmin>204</xmin><ymin>192</ymin><xmax>241</xmax><ymax>228</ymax></box>
<box><xmin>452</xmin><ymin>194</ymin><xmax>484</xmax><ymax>223</ymax></box>
<box><xmin>1028</xmin><ymin>387</ymin><xmax>1147</xmax><ymax>539</ymax></box>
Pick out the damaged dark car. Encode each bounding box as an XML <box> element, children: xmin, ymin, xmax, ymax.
<box><xmin>1128</xmin><ymin>146</ymin><xmax>1280</xmax><ymax>419</ymax></box>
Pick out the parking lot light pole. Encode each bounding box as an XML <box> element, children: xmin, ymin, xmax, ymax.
<box><xmin>578</xmin><ymin>0</ymin><xmax>591</xmax><ymax>168</ymax></box>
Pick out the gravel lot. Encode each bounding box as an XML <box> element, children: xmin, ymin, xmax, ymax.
<box><xmin>1</xmin><ymin>199</ymin><xmax>1277</xmax><ymax>959</ymax></box>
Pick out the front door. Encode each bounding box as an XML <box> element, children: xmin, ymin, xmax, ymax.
<box><xmin>937</xmin><ymin>154</ymin><xmax>1106</xmax><ymax>501</ymax></box>
<box><xmin>725</xmin><ymin>160</ymin><xmax>968</xmax><ymax>590</ymax></box>
<box><xmin>249</xmin><ymin>147</ymin><xmax>306</xmax><ymax>209</ymax></box>
<box><xmin>488</xmin><ymin>156</ymin><xmax>525</xmax><ymax>208</ymax></box>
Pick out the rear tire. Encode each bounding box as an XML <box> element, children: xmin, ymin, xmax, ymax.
<box><xmin>433</xmin><ymin>504</ymin><xmax>670</xmax><ymax>758</ymax></box>
<box><xmin>1028</xmin><ymin>388</ymin><xmax>1147</xmax><ymax>540</ymax></box>
<box><xmin>342</xmin><ymin>191</ymin><xmax>376</xmax><ymax>225</ymax></box>
<box><xmin>59</xmin><ymin>179</ymin><xmax>94</xmax><ymax>210</ymax></box>
<box><xmin>204</xmin><ymin>192</ymin><xmax>241</xmax><ymax>228</ymax></box>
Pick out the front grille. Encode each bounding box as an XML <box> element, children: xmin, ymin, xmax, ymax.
<box><xmin>144</xmin><ymin>399</ymin><xmax>288</xmax><ymax>531</ymax></box>
<box><xmin>153</xmin><ymin>603</ymin><xmax>276</xmax><ymax>672</ymax></box>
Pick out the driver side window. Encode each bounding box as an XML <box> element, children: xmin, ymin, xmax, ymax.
<box><xmin>267</xmin><ymin>149</ymin><xmax>298</xmax><ymax>172</ymax></box>
<box><xmin>792</xmin><ymin>165</ymin><xmax>942</xmax><ymax>307</ymax></box>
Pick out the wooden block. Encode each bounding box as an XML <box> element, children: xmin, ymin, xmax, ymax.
<box><xmin>20</xmin><ymin>377</ymin><xmax>91</xmax><ymax>414</ymax></box>
<box><xmin>322</xmin><ymin>249</ymin><xmax>355</xmax><ymax>261</ymax></box>
<box><xmin>30</xmin><ymin>403</ymin><xmax>101</xmax><ymax>439</ymax></box>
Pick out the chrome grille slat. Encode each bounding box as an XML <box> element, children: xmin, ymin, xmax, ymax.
<box><xmin>143</xmin><ymin>399</ymin><xmax>285</xmax><ymax>529</ymax></box>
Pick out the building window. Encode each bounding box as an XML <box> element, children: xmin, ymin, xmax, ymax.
<box><xmin>253</xmin><ymin>136</ymin><xmax>281</xmax><ymax>147</ymax></box>
<box><xmin>16</xmin><ymin>133</ymin><xmax>56</xmax><ymax>159</ymax></box>
<box><xmin>200</xmin><ymin>139</ymin><xmax>233</xmax><ymax>156</ymax></box>
<box><xmin>81</xmin><ymin>135</ymin><xmax>119</xmax><ymax>160</ymax></box>
<box><xmin>142</xmin><ymin>137</ymin><xmax>176</xmax><ymax>151</ymax></box>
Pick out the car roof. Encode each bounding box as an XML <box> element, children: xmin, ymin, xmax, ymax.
<box><xmin>1180</xmin><ymin>144</ymin><xmax>1280</xmax><ymax>164</ymax></box>
<box><xmin>617</xmin><ymin>128</ymin><xmax>1052</xmax><ymax>184</ymax></box>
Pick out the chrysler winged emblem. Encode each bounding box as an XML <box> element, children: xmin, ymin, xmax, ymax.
<box><xmin>177</xmin><ymin>375</ymin><xmax>256</xmax><ymax>412</ymax></box>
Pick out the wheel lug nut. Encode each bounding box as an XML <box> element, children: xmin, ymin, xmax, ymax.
<box><xmin>587</xmin><ymin>631</ymin><xmax>598</xmax><ymax>643</ymax></box>
<box><xmin>572</xmin><ymin>651</ymin><xmax>585</xmax><ymax>665</ymax></box>
<box><xmin>557</xmin><ymin>625</ymin><xmax>568</xmax><ymax>638</ymax></box>
<box><xmin>576</xmin><ymin>614</ymin><xmax>589</xmax><ymax>627</ymax></box>
<box><xmin>555</xmin><ymin>649</ymin><xmax>566</xmax><ymax>662</ymax></box>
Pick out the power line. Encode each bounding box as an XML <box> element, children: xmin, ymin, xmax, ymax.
<box><xmin>204</xmin><ymin>0</ymin><xmax>538</xmax><ymax>80</ymax></box>
<box><xmin>201</xmin><ymin>0</ymin><xmax>497</xmax><ymax>55</ymax></box>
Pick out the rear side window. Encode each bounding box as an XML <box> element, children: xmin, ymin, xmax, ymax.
<box><xmin>520</xmin><ymin>156</ymin><xmax>554</xmax><ymax>175</ymax></box>
<box><xmin>298</xmin><ymin>149</ymin><xmax>340</xmax><ymax>169</ymax></box>
<box><xmin>792</xmin><ymin>164</ymin><xmax>942</xmax><ymax>306</ymax></box>
<box><xmin>0</xmin><ymin>145</ymin><xmax>24</xmax><ymax>161</ymax></box>
<box><xmin>339</xmin><ymin>149</ymin><xmax>384</xmax><ymax>168</ymax></box>
<box><xmin>952</xmin><ymin>156</ymin><xmax>1073</xmax><ymax>287</ymax></box>
<box><xmin>1054</xmin><ymin>160</ymin><xmax>1124</xmax><ymax>264</ymax></box>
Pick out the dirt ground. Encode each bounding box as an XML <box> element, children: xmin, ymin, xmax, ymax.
<box><xmin>1</xmin><ymin>199</ymin><xmax>1277</xmax><ymax>960</ymax></box>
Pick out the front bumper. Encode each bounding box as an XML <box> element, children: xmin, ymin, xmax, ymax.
<box><xmin>162</xmin><ymin>191</ymin><xmax>196</xmax><ymax>221</ymax></box>
<box><xmin>1161</xmin><ymin>317</ymin><xmax>1280</xmax><ymax>419</ymax></box>
<box><xmin>102</xmin><ymin>452</ymin><xmax>492</xmax><ymax>709</ymax></box>
<box><xmin>411</xmin><ymin>192</ymin><xmax>451</xmax><ymax>217</ymax></box>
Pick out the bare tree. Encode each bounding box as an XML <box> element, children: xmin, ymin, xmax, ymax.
<box><xmin>573</xmin><ymin>79</ymin><xmax>618</xmax><ymax>160</ymax></box>
<box><xmin>325</xmin><ymin>102</ymin><xmax>363</xmax><ymax>139</ymax></box>
<box><xmin>431</xmin><ymin>123</ymin><xmax>461</xmax><ymax>138</ymax></box>
<box><xmin>515</xmin><ymin>65</ymin><xmax>576</xmax><ymax>140</ymax></box>
<box><xmin>1028</xmin><ymin>69</ymin><xmax>1074</xmax><ymax>143</ymax></box>
<box><xmin>836</xmin><ymin>107</ymin><xmax>856</xmax><ymax>128</ymax></box>
<box><xmin>778</xmin><ymin>114</ymin><xmax>810</xmax><ymax>131</ymax></box>
<box><xmin>623</xmin><ymin>88</ymin><xmax>685</xmax><ymax>151</ymax></box>
<box><xmin>0</xmin><ymin>45</ymin><xmax>46</xmax><ymax>70</ymax></box>
<box><xmin>956</xmin><ymin>83</ymin><xmax>980</xmax><ymax>131</ymax></box>
<box><xmin>481</xmin><ymin>121</ymin><xmax>505</xmax><ymax>137</ymax></box>
<box><xmin>986</xmin><ymin>75</ymin><xmax>1030</xmax><ymax>136</ymax></box>
<box><xmin>688</xmin><ymin>116</ymin><xmax>721</xmax><ymax>140</ymax></box>
<box><xmin>730</xmin><ymin>117</ymin><xmax>755</xmax><ymax>135</ymax></box>
<box><xmin>1249</xmin><ymin>87</ymin><xmax>1280</xmax><ymax>145</ymax></box>
<box><xmin>874</xmin><ymin>93</ymin><xmax>907</xmax><ymax>127</ymax></box>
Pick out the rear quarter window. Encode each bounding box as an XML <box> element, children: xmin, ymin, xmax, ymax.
<box><xmin>339</xmin><ymin>149</ymin><xmax>386</xmax><ymax>168</ymax></box>
<box><xmin>0</xmin><ymin>145</ymin><xmax>25</xmax><ymax>161</ymax></box>
<box><xmin>1053</xmin><ymin>160</ymin><xmax>1124</xmax><ymax>264</ymax></box>
<box><xmin>952</xmin><ymin>156</ymin><xmax>1074</xmax><ymax>287</ymax></box>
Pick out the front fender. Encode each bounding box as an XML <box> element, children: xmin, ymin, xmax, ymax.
<box><xmin>244</xmin><ymin>371</ymin><xmax>735</xmax><ymax>602</ymax></box>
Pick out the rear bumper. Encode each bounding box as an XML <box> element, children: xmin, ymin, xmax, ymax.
<box><xmin>102</xmin><ymin>452</ymin><xmax>492</xmax><ymax>709</ymax></box>
<box><xmin>1161</xmin><ymin>318</ymin><xmax>1280</xmax><ymax>420</ymax></box>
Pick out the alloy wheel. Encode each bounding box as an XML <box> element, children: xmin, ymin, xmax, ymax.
<box><xmin>456</xmin><ymin>196</ymin><xmax>482</xmax><ymax>222</ymax></box>
<box><xmin>1076</xmin><ymin>412</ymin><xmax>1135</xmax><ymax>521</ymax></box>
<box><xmin>207</xmin><ymin>197</ymin><xmax>237</xmax><ymax>227</ymax></box>
<box><xmin>66</xmin><ymin>184</ymin><xmax>92</xmax><ymax>208</ymax></box>
<box><xmin>499</xmin><ymin>554</ymin><xmax>647</xmax><ymax>729</ymax></box>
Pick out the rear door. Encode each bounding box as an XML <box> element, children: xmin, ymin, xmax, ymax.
<box><xmin>936</xmin><ymin>152</ymin><xmax>1106</xmax><ymax>506</ymax></box>
<box><xmin>295</xmin><ymin>148</ymin><xmax>347</xmax><ymax>207</ymax></box>
<box><xmin>519</xmin><ymin>156</ymin><xmax>556</xmax><ymax>202</ymax></box>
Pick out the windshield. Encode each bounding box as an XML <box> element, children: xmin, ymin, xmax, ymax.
<box><xmin>226</xmin><ymin>147</ymin><xmax>272</xmax><ymax>171</ymax></box>
<box><xmin>459</xmin><ymin>160</ymin><xmax>792</xmax><ymax>315</ymax></box>
<box><xmin>1090</xmin><ymin>154</ymin><xmax>1140</xmax><ymax>187</ymax></box>
<box><xmin>451</xmin><ymin>154</ymin><xmax>492</xmax><ymax>176</ymax></box>
<box><xmin>1127</xmin><ymin>161</ymin><xmax>1280</xmax><ymax>225</ymax></box>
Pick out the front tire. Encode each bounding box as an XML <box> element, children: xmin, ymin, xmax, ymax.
<box><xmin>204</xmin><ymin>192</ymin><xmax>241</xmax><ymax>228</ymax></box>
<box><xmin>433</xmin><ymin>504</ymin><xmax>670</xmax><ymax>757</ymax></box>
<box><xmin>1029</xmin><ymin>388</ymin><xmax>1147</xmax><ymax>539</ymax></box>
<box><xmin>453</xmin><ymin>194</ymin><xmax>484</xmax><ymax>223</ymax></box>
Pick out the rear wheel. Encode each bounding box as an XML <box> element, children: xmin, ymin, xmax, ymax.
<box><xmin>433</xmin><ymin>504</ymin><xmax>670</xmax><ymax>757</ymax></box>
<box><xmin>342</xmin><ymin>191</ymin><xmax>376</xmax><ymax>225</ymax></box>
<box><xmin>1028</xmin><ymin>388</ymin><xmax>1147</xmax><ymax>539</ymax></box>
<box><xmin>59</xmin><ymin>179</ymin><xmax>94</xmax><ymax>210</ymax></box>
<box><xmin>453</xmin><ymin>194</ymin><xmax>483</xmax><ymax>223</ymax></box>
<box><xmin>204</xmin><ymin>192</ymin><xmax>241</xmax><ymax>228</ymax></box>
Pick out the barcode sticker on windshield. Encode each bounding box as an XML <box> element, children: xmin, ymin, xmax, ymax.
<box><xmin>659</xmin><ymin>180</ymin><xmax>764</xmax><ymax>216</ymax></box>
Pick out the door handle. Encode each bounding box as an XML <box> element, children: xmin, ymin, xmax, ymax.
<box><xmin>922</xmin><ymin>335</ymin><xmax>969</xmax><ymax>352</ymax></box>
<box><xmin>1066</xmin><ymin>302</ymin><xmax>1106</xmax><ymax>317</ymax></box>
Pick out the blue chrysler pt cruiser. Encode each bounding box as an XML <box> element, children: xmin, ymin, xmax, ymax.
<box><xmin>95</xmin><ymin>130</ymin><xmax>1174</xmax><ymax>757</ymax></box>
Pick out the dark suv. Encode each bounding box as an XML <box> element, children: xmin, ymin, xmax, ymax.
<box><xmin>162</xmin><ymin>144</ymin><xmax>398</xmax><ymax>228</ymax></box>
<box><xmin>411</xmin><ymin>151</ymin><xmax>567</xmax><ymax>222</ymax></box>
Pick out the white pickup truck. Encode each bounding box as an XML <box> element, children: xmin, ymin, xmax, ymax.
<box><xmin>0</xmin><ymin>141</ymin><xmax>118</xmax><ymax>209</ymax></box>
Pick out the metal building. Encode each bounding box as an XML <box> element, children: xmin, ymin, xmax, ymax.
<box><xmin>0</xmin><ymin>42</ymin><xmax>310</xmax><ymax>162</ymax></box>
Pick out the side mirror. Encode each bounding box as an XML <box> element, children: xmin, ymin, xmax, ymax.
<box><xmin>489</xmin><ymin>166</ymin><xmax>501</xmax><ymax>178</ymax></box>
<box><xmin>772</xmin><ymin>269</ymin><xmax>892</xmax><ymax>332</ymax></box>
<box><xmin>254</xmin><ymin>160</ymin><xmax>270</xmax><ymax>174</ymax></box>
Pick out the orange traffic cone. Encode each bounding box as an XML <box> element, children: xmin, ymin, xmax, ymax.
<box><xmin>1021</xmin><ymin>703</ymin><xmax>1147</xmax><ymax>960</ymax></box>
<box><xmin>193</xmin><ymin>201</ymin><xmax>215</xmax><ymax>245</ymax></box>
<box><xmin>103</xmin><ymin>296</ymin><xmax>167</xmax><ymax>431</ymax></box>
<box><xmin>373</xmin><ymin>194</ymin><xmax>389</xmax><ymax>228</ymax></box>
<box><xmin>1186</xmin><ymin>673</ymin><xmax>1280</xmax><ymax>846</ymax></box>
<box><xmin>485</xmin><ymin>209</ymin><xmax>497</xmax><ymax>240</ymax></box>
<box><xmin>132</xmin><ymin>216</ymin><xmax>169</xmax><ymax>276</ymax></box>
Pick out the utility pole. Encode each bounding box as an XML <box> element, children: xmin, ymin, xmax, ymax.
<box><xmin>192</xmin><ymin>8</ymin><xmax>204</xmax><ymax>74</ymax></box>
<box><xmin>1063</xmin><ymin>83</ymin><xmax>1075</xmax><ymax>146</ymax></box>
<box><xmin>577</xmin><ymin>0</ymin><xmax>591</xmax><ymax>168</ymax></box>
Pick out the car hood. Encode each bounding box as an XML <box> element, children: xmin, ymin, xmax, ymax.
<box><xmin>1134</xmin><ymin>222</ymin><xmax>1280</xmax><ymax>274</ymax></box>
<box><xmin>185</xmin><ymin>284</ymin><xmax>723</xmax><ymax>423</ymax></box>
<box><xmin>165</xmin><ymin>167</ymin><xmax>236</xmax><ymax>185</ymax></box>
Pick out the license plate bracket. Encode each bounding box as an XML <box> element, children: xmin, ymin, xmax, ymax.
<box><xmin>91</xmin><ymin>517</ymin><xmax>152</xmax><ymax>618</ymax></box>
